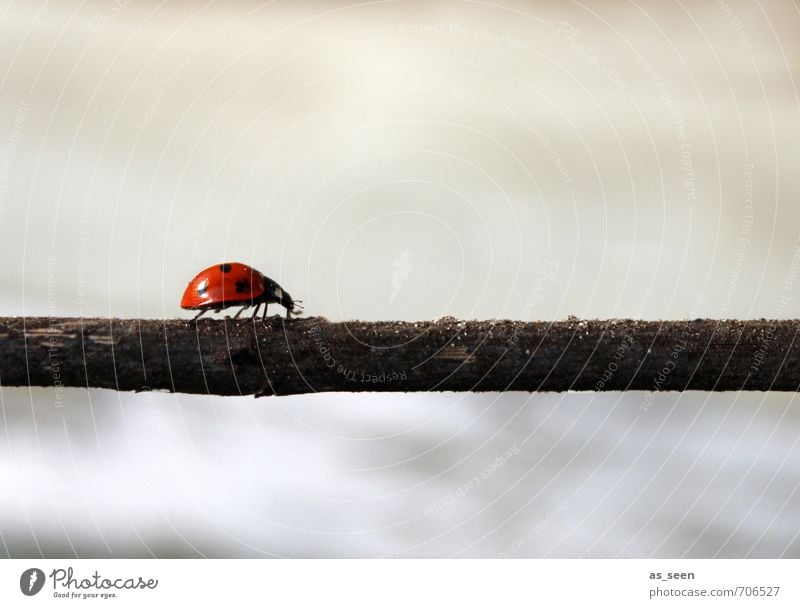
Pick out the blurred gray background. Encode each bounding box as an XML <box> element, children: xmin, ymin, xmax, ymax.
<box><xmin>1</xmin><ymin>0</ymin><xmax>799</xmax><ymax>557</ymax></box>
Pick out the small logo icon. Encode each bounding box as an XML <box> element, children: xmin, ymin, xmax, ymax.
<box><xmin>390</xmin><ymin>248</ymin><xmax>413</xmax><ymax>303</ymax></box>
<box><xmin>20</xmin><ymin>568</ymin><xmax>45</xmax><ymax>596</ymax></box>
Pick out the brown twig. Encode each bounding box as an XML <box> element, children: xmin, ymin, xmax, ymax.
<box><xmin>0</xmin><ymin>316</ymin><xmax>797</xmax><ymax>396</ymax></box>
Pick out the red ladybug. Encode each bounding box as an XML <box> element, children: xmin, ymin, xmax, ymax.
<box><xmin>181</xmin><ymin>262</ymin><xmax>302</xmax><ymax>321</ymax></box>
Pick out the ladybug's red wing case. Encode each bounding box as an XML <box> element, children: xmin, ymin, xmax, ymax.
<box><xmin>180</xmin><ymin>262</ymin><xmax>265</xmax><ymax>310</ymax></box>
<box><xmin>181</xmin><ymin>261</ymin><xmax>302</xmax><ymax>321</ymax></box>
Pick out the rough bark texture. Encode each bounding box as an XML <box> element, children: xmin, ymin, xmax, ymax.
<box><xmin>0</xmin><ymin>316</ymin><xmax>798</xmax><ymax>396</ymax></box>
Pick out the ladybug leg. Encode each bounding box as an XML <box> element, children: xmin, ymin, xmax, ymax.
<box><xmin>191</xmin><ymin>309</ymin><xmax>208</xmax><ymax>322</ymax></box>
<box><xmin>262</xmin><ymin>304</ymin><xmax>269</xmax><ymax>321</ymax></box>
<box><xmin>285</xmin><ymin>301</ymin><xmax>302</xmax><ymax>320</ymax></box>
<box><xmin>233</xmin><ymin>305</ymin><xmax>248</xmax><ymax>319</ymax></box>
<box><xmin>251</xmin><ymin>303</ymin><xmax>261</xmax><ymax>319</ymax></box>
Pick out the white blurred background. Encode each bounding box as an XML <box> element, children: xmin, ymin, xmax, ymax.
<box><xmin>0</xmin><ymin>0</ymin><xmax>799</xmax><ymax>557</ymax></box>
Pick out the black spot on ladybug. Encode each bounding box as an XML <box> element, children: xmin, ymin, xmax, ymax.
<box><xmin>235</xmin><ymin>279</ymin><xmax>249</xmax><ymax>293</ymax></box>
<box><xmin>219</xmin><ymin>263</ymin><xmax>232</xmax><ymax>273</ymax></box>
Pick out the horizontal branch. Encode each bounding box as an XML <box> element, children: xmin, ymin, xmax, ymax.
<box><xmin>0</xmin><ymin>317</ymin><xmax>798</xmax><ymax>396</ymax></box>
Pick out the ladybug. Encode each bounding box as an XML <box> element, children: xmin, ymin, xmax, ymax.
<box><xmin>180</xmin><ymin>262</ymin><xmax>302</xmax><ymax>321</ymax></box>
